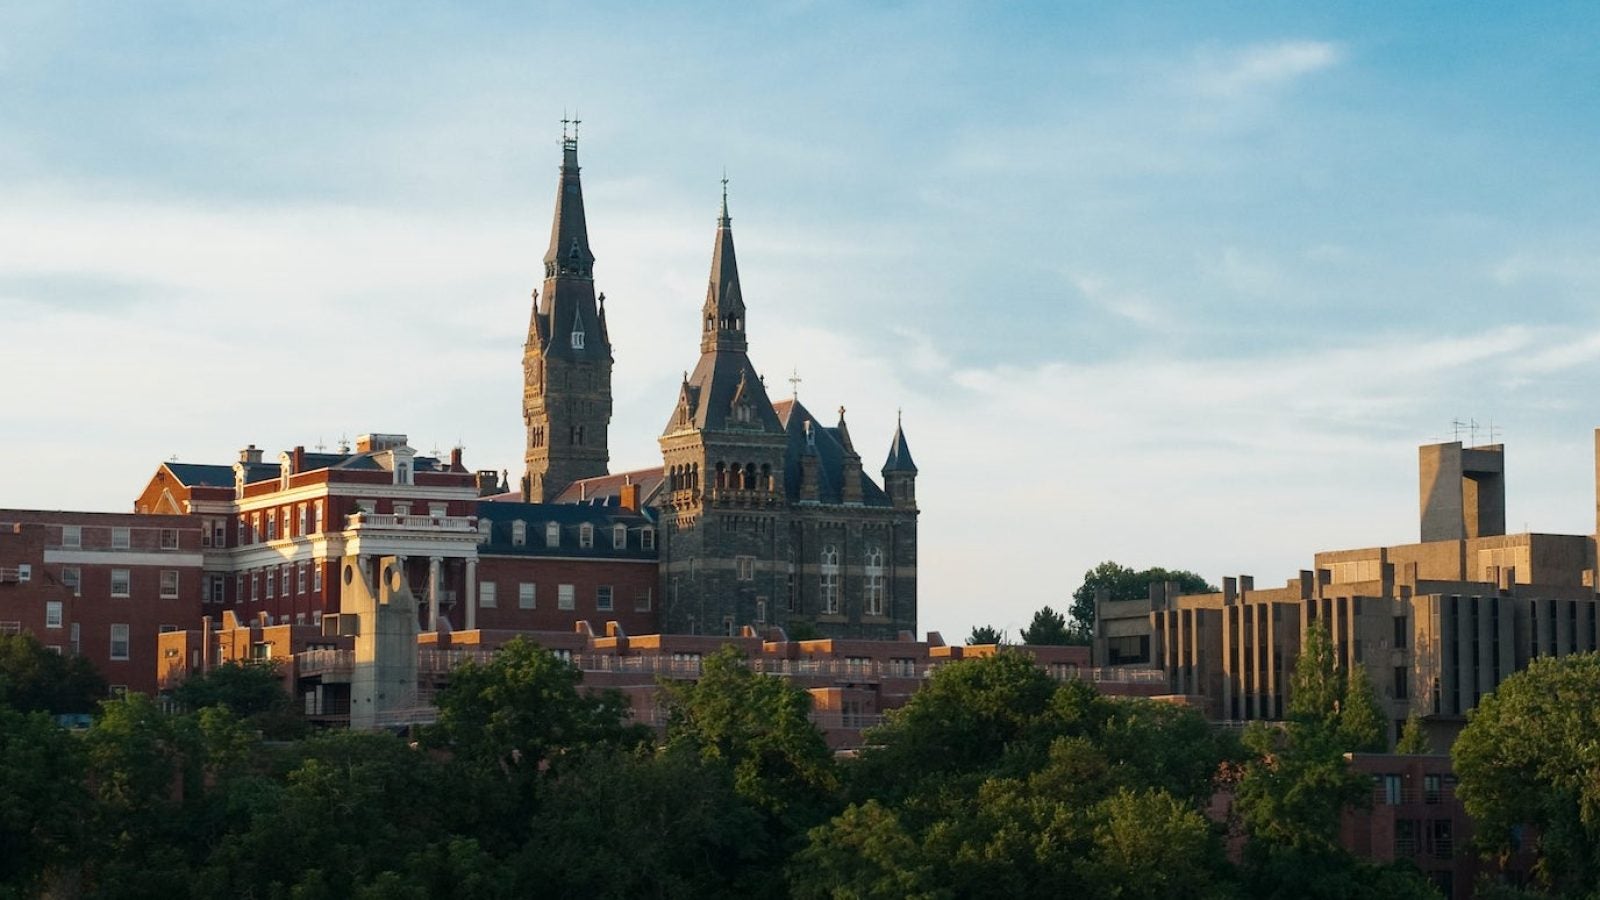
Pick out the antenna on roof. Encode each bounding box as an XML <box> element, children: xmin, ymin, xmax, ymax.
<box><xmin>314</xmin><ymin>436</ymin><xmax>327</xmax><ymax>452</ymax></box>
<box><xmin>337</xmin><ymin>434</ymin><xmax>350</xmax><ymax>454</ymax></box>
<box><xmin>1451</xmin><ymin>419</ymin><xmax>1468</xmax><ymax>442</ymax></box>
<box><xmin>1488</xmin><ymin>420</ymin><xmax>1501</xmax><ymax>445</ymax></box>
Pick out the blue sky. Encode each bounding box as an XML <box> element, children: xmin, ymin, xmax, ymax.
<box><xmin>4</xmin><ymin>2</ymin><xmax>1599</xmax><ymax>639</ymax></box>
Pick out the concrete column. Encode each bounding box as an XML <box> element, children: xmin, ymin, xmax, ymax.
<box><xmin>427</xmin><ymin>556</ymin><xmax>442</xmax><ymax>632</ymax></box>
<box><xmin>465</xmin><ymin>559</ymin><xmax>478</xmax><ymax>631</ymax></box>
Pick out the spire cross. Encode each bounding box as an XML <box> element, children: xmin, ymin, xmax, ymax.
<box><xmin>788</xmin><ymin>367</ymin><xmax>802</xmax><ymax>400</ymax></box>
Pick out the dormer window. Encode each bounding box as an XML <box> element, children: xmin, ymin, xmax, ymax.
<box><xmin>477</xmin><ymin>518</ymin><xmax>492</xmax><ymax>544</ymax></box>
<box><xmin>613</xmin><ymin>524</ymin><xmax>627</xmax><ymax>550</ymax></box>
<box><xmin>396</xmin><ymin>462</ymin><xmax>411</xmax><ymax>485</ymax></box>
<box><xmin>511</xmin><ymin>521</ymin><xmax>526</xmax><ymax>547</ymax></box>
<box><xmin>545</xmin><ymin>522</ymin><xmax>561</xmax><ymax>547</ymax></box>
<box><xmin>579</xmin><ymin>523</ymin><xmax>594</xmax><ymax>548</ymax></box>
<box><xmin>571</xmin><ymin>329</ymin><xmax>585</xmax><ymax>350</ymax></box>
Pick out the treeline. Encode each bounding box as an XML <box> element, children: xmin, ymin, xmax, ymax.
<box><xmin>4</xmin><ymin>631</ymin><xmax>1598</xmax><ymax>898</ymax></box>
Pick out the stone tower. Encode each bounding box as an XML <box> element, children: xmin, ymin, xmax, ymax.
<box><xmin>522</xmin><ymin>132</ymin><xmax>613</xmax><ymax>502</ymax></box>
<box><xmin>658</xmin><ymin>189</ymin><xmax>790</xmax><ymax>633</ymax></box>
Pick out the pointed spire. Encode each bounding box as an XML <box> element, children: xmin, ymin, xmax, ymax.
<box><xmin>883</xmin><ymin>414</ymin><xmax>918</xmax><ymax>474</ymax></box>
<box><xmin>702</xmin><ymin>178</ymin><xmax>746</xmax><ymax>353</ymax></box>
<box><xmin>836</xmin><ymin>406</ymin><xmax>856</xmax><ymax>453</ymax></box>
<box><xmin>544</xmin><ymin>125</ymin><xmax>594</xmax><ymax>280</ymax></box>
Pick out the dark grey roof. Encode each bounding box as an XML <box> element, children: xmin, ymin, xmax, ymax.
<box><xmin>774</xmin><ymin>400</ymin><xmax>892</xmax><ymax>507</ymax></box>
<box><xmin>529</xmin><ymin>138</ymin><xmax>610</xmax><ymax>365</ymax></box>
<box><xmin>164</xmin><ymin>463</ymin><xmax>235</xmax><ymax>489</ymax></box>
<box><xmin>883</xmin><ymin>419</ymin><xmax>917</xmax><ymax>474</ymax></box>
<box><xmin>474</xmin><ymin>500</ymin><xmax>657</xmax><ymax>560</ymax></box>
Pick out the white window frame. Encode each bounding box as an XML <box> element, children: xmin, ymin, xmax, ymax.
<box><xmin>62</xmin><ymin>566</ymin><xmax>81</xmax><ymax>596</ymax></box>
<box><xmin>558</xmin><ymin>584</ymin><xmax>575</xmax><ymax>611</ymax></box>
<box><xmin>479</xmin><ymin>581</ymin><xmax>497</xmax><ymax>608</ymax></box>
<box><xmin>266</xmin><ymin>568</ymin><xmax>275</xmax><ymax>598</ymax></box>
<box><xmin>110</xmin><ymin>624</ymin><xmax>130</xmax><ymax>661</ymax></box>
<box><xmin>635</xmin><ymin>589</ymin><xmax>653</xmax><ymax>612</ymax></box>
<box><xmin>545</xmin><ymin>522</ymin><xmax>561</xmax><ymax>548</ymax></box>
<box><xmin>110</xmin><ymin>569</ymin><xmax>131</xmax><ymax>598</ymax></box>
<box><xmin>642</xmin><ymin>527</ymin><xmax>655</xmax><ymax>551</ymax></box>
<box><xmin>394</xmin><ymin>502</ymin><xmax>411</xmax><ymax>518</ymax></box>
<box><xmin>159</xmin><ymin>569</ymin><xmax>179</xmax><ymax>599</ymax></box>
<box><xmin>312</xmin><ymin>564</ymin><xmax>322</xmax><ymax>593</ymax></box>
<box><xmin>159</xmin><ymin>528</ymin><xmax>178</xmax><ymax>550</ymax></box>
<box><xmin>16</xmin><ymin>564</ymin><xmax>30</xmax><ymax>583</ymax></box>
<box><xmin>596</xmin><ymin>585</ymin><xmax>613</xmax><ymax>611</ymax></box>
<box><xmin>736</xmin><ymin>556</ymin><xmax>755</xmax><ymax>581</ymax></box>
<box><xmin>45</xmin><ymin>601</ymin><xmax>63</xmax><ymax>629</ymax></box>
<box><xmin>579</xmin><ymin>523</ymin><xmax>594</xmax><ymax>548</ymax></box>
<box><xmin>571</xmin><ymin>329</ymin><xmax>585</xmax><ymax>350</ymax></box>
<box><xmin>613</xmin><ymin>524</ymin><xmax>627</xmax><ymax>550</ymax></box>
<box><xmin>512</xmin><ymin>521</ymin><xmax>526</xmax><ymax>547</ymax></box>
<box><xmin>297</xmin><ymin>562</ymin><xmax>307</xmax><ymax>594</ymax></box>
<box><xmin>518</xmin><ymin>583</ymin><xmax>536</xmax><ymax>609</ymax></box>
<box><xmin>820</xmin><ymin>545</ymin><xmax>840</xmax><ymax>615</ymax></box>
<box><xmin>61</xmin><ymin>525</ymin><xmax>81</xmax><ymax>549</ymax></box>
<box><xmin>112</xmin><ymin>527</ymin><xmax>131</xmax><ymax>550</ymax></box>
<box><xmin>864</xmin><ymin>547</ymin><xmax>886</xmax><ymax>616</ymax></box>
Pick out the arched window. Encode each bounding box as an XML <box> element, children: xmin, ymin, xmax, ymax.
<box><xmin>511</xmin><ymin>520</ymin><xmax>526</xmax><ymax>547</ymax></box>
<box><xmin>477</xmin><ymin>518</ymin><xmax>493</xmax><ymax>544</ymax></box>
<box><xmin>864</xmin><ymin>547</ymin><xmax>885</xmax><ymax>616</ymax></box>
<box><xmin>579</xmin><ymin>523</ymin><xmax>594</xmax><ymax>549</ymax></box>
<box><xmin>545</xmin><ymin>522</ymin><xmax>561</xmax><ymax>547</ymax></box>
<box><xmin>820</xmin><ymin>545</ymin><xmax>840</xmax><ymax>615</ymax></box>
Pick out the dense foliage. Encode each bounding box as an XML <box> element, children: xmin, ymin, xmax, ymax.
<box><xmin>0</xmin><ymin>631</ymin><xmax>1493</xmax><ymax>898</ymax></box>
<box><xmin>1069</xmin><ymin>561</ymin><xmax>1218</xmax><ymax>643</ymax></box>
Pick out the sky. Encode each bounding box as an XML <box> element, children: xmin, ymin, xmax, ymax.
<box><xmin>3</xmin><ymin>2</ymin><xmax>1600</xmax><ymax>641</ymax></box>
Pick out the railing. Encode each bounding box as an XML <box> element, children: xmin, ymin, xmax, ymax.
<box><xmin>297</xmin><ymin>649</ymin><xmax>354</xmax><ymax>677</ymax></box>
<box><xmin>1370</xmin><ymin>784</ymin><xmax>1457</xmax><ymax>806</ymax></box>
<box><xmin>1087</xmin><ymin>667</ymin><xmax>1169</xmax><ymax>685</ymax></box>
<box><xmin>626</xmin><ymin>706</ymin><xmax>883</xmax><ymax>731</ymax></box>
<box><xmin>0</xmin><ymin>567</ymin><xmax>24</xmax><ymax>583</ymax></box>
<box><xmin>344</xmin><ymin>512</ymin><xmax>478</xmax><ymax>532</ymax></box>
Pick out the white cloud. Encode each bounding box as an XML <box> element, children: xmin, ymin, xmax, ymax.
<box><xmin>1192</xmin><ymin>40</ymin><xmax>1343</xmax><ymax>98</ymax></box>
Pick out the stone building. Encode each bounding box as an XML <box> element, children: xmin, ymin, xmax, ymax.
<box><xmin>1096</xmin><ymin>437</ymin><xmax>1600</xmax><ymax>749</ymax></box>
<box><xmin>519</xmin><ymin>140</ymin><xmax>919</xmax><ymax>639</ymax></box>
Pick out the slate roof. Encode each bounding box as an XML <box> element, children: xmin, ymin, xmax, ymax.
<box><xmin>883</xmin><ymin>419</ymin><xmax>918</xmax><ymax>474</ymax></box>
<box><xmin>163</xmin><ymin>463</ymin><xmax>238</xmax><ymax>489</ymax></box>
<box><xmin>774</xmin><ymin>400</ymin><xmax>892</xmax><ymax>507</ymax></box>
<box><xmin>551</xmin><ymin>467</ymin><xmax>666</xmax><ymax>507</ymax></box>
<box><xmin>163</xmin><ymin>447</ymin><xmax>451</xmax><ymax>489</ymax></box>
<box><xmin>474</xmin><ymin>500</ymin><xmax>657</xmax><ymax>560</ymax></box>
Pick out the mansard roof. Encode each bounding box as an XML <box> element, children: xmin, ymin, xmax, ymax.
<box><xmin>474</xmin><ymin>500</ymin><xmax>657</xmax><ymax>560</ymax></box>
<box><xmin>773</xmin><ymin>399</ymin><xmax>893</xmax><ymax>507</ymax></box>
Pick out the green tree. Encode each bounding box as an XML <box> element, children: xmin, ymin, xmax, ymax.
<box><xmin>1395</xmin><ymin>711</ymin><xmax>1429</xmax><ymax>755</ymax></box>
<box><xmin>0</xmin><ymin>709</ymin><xmax>88</xmax><ymax>899</ymax></box>
<box><xmin>1020</xmin><ymin>606</ymin><xmax>1071</xmax><ymax>646</ymax></box>
<box><xmin>0</xmin><ymin>632</ymin><xmax>106</xmax><ymax>715</ymax></box>
<box><xmin>171</xmin><ymin>660</ymin><xmax>305</xmax><ymax>739</ymax></box>
<box><xmin>1453</xmin><ymin>653</ymin><xmax>1600</xmax><ymax>896</ymax></box>
<box><xmin>1078</xmin><ymin>788</ymin><xmax>1228</xmax><ymax>900</ymax></box>
<box><xmin>425</xmin><ymin>638</ymin><xmax>647</xmax><ymax>785</ymax></box>
<box><xmin>1338</xmin><ymin>663</ymin><xmax>1387</xmax><ymax>754</ymax></box>
<box><xmin>1068</xmin><ymin>562</ymin><xmax>1217</xmax><ymax>645</ymax></box>
<box><xmin>966</xmin><ymin>625</ymin><xmax>1004</xmax><ymax>645</ymax></box>
<box><xmin>661</xmin><ymin>644</ymin><xmax>838</xmax><ymax>829</ymax></box>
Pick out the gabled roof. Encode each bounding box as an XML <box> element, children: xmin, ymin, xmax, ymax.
<box><xmin>775</xmin><ymin>400</ymin><xmax>892</xmax><ymax>507</ymax></box>
<box><xmin>163</xmin><ymin>462</ymin><xmax>236</xmax><ymax>489</ymax></box>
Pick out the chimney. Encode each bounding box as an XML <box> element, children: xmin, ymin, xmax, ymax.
<box><xmin>619</xmin><ymin>482</ymin><xmax>640</xmax><ymax>512</ymax></box>
<box><xmin>239</xmin><ymin>444</ymin><xmax>263</xmax><ymax>464</ymax></box>
<box><xmin>475</xmin><ymin>470</ymin><xmax>501</xmax><ymax>497</ymax></box>
<box><xmin>450</xmin><ymin>447</ymin><xmax>464</xmax><ymax>471</ymax></box>
<box><xmin>291</xmin><ymin>445</ymin><xmax>305</xmax><ymax>474</ymax></box>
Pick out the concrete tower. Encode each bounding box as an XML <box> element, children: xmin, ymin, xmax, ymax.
<box><xmin>522</xmin><ymin>129</ymin><xmax>614</xmax><ymax>501</ymax></box>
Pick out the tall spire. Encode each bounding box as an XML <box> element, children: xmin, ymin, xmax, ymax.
<box><xmin>701</xmin><ymin>177</ymin><xmax>746</xmax><ymax>353</ymax></box>
<box><xmin>883</xmin><ymin>413</ymin><xmax>918</xmax><ymax>474</ymax></box>
<box><xmin>544</xmin><ymin>124</ymin><xmax>594</xmax><ymax>281</ymax></box>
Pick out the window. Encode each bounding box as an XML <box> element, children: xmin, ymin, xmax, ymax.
<box><xmin>579</xmin><ymin>523</ymin><xmax>594</xmax><ymax>548</ymax></box>
<box><xmin>736</xmin><ymin>556</ymin><xmax>755</xmax><ymax>581</ymax></box>
<box><xmin>297</xmin><ymin>563</ymin><xmax>307</xmax><ymax>594</ymax></box>
<box><xmin>297</xmin><ymin>506</ymin><xmax>308</xmax><ymax>534</ymax></box>
<box><xmin>281</xmin><ymin>565</ymin><xmax>290</xmax><ymax>597</ymax></box>
<box><xmin>635</xmin><ymin>589</ymin><xmax>653</xmax><ymax>612</ymax></box>
<box><xmin>1383</xmin><ymin>774</ymin><xmax>1403</xmax><ymax>805</ymax></box>
<box><xmin>1394</xmin><ymin>666</ymin><xmax>1409</xmax><ymax>700</ymax></box>
<box><xmin>266</xmin><ymin>516</ymin><xmax>277</xmax><ymax>540</ymax></box>
<box><xmin>889</xmin><ymin>657</ymin><xmax>916</xmax><ymax>678</ymax></box>
<box><xmin>512</xmin><ymin>521</ymin><xmax>526</xmax><ymax>547</ymax></box>
<box><xmin>62</xmin><ymin>566</ymin><xmax>81</xmax><ymax>596</ymax></box>
<box><xmin>110</xmin><ymin>624</ymin><xmax>129</xmax><ymax>660</ymax></box>
<box><xmin>480</xmin><ymin>582</ymin><xmax>497</xmax><ymax>608</ymax></box>
<box><xmin>478</xmin><ymin>518</ymin><xmax>493</xmax><ymax>544</ymax></box>
<box><xmin>206</xmin><ymin>574</ymin><xmax>226</xmax><ymax>604</ymax></box>
<box><xmin>394</xmin><ymin>502</ymin><xmax>411</xmax><ymax>517</ymax></box>
<box><xmin>613</xmin><ymin>524</ymin><xmax>627</xmax><ymax>550</ymax></box>
<box><xmin>236</xmin><ymin>574</ymin><xmax>244</xmax><ymax>602</ymax></box>
<box><xmin>1394</xmin><ymin>615</ymin><xmax>1409</xmax><ymax>649</ymax></box>
<box><xmin>312</xmin><ymin>565</ymin><xmax>322</xmax><ymax>593</ymax></box>
<box><xmin>597</xmin><ymin>586</ymin><xmax>613</xmax><ymax>611</ymax></box>
<box><xmin>1395</xmin><ymin>819</ymin><xmax>1420</xmax><ymax>856</ymax></box>
<box><xmin>429</xmin><ymin>503</ymin><xmax>446</xmax><ymax>518</ymax></box>
<box><xmin>159</xmin><ymin>570</ymin><xmax>179</xmax><ymax>599</ymax></box>
<box><xmin>45</xmin><ymin>601</ymin><xmax>63</xmax><ymax>629</ymax></box>
<box><xmin>519</xmin><ymin>583</ymin><xmax>536</xmax><ymax>609</ymax></box>
<box><xmin>756</xmin><ymin>598</ymin><xmax>767</xmax><ymax>623</ymax></box>
<box><xmin>11</xmin><ymin>564</ymin><xmax>28</xmax><ymax>583</ymax></box>
<box><xmin>820</xmin><ymin>545</ymin><xmax>840</xmax><ymax>615</ymax></box>
<box><xmin>641</xmin><ymin>527</ymin><xmax>655</xmax><ymax>551</ymax></box>
<box><xmin>251</xmin><ymin>572</ymin><xmax>260</xmax><ymax>601</ymax></box>
<box><xmin>110</xmin><ymin>569</ymin><xmax>131</xmax><ymax>598</ymax></box>
<box><xmin>159</xmin><ymin>624</ymin><xmax>177</xmax><ymax>634</ymax></box>
<box><xmin>864</xmin><ymin>547</ymin><xmax>885</xmax><ymax>616</ymax></box>
<box><xmin>1424</xmin><ymin>774</ymin><xmax>1441</xmax><ymax>804</ymax></box>
<box><xmin>787</xmin><ymin>564</ymin><xmax>797</xmax><ymax>612</ymax></box>
<box><xmin>112</xmin><ymin>527</ymin><xmax>130</xmax><ymax>550</ymax></box>
<box><xmin>558</xmin><ymin>584</ymin><xmax>575</xmax><ymax>611</ymax></box>
<box><xmin>571</xmin><ymin>329</ymin><xmax>585</xmax><ymax>349</ymax></box>
<box><xmin>61</xmin><ymin>525</ymin><xmax>81</xmax><ymax>549</ymax></box>
<box><xmin>0</xmin><ymin>622</ymin><xmax>18</xmax><ymax>636</ymax></box>
<box><xmin>1431</xmin><ymin>819</ymin><xmax>1453</xmax><ymax>859</ymax></box>
<box><xmin>546</xmin><ymin>522</ymin><xmax>561</xmax><ymax>548</ymax></box>
<box><xmin>266</xmin><ymin>568</ymin><xmax>275</xmax><ymax>599</ymax></box>
<box><xmin>312</xmin><ymin>502</ymin><xmax>323</xmax><ymax>533</ymax></box>
<box><xmin>159</xmin><ymin>528</ymin><xmax>178</xmax><ymax>550</ymax></box>
<box><xmin>69</xmin><ymin>623</ymin><xmax>79</xmax><ymax>654</ymax></box>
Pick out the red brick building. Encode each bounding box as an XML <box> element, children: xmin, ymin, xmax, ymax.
<box><xmin>0</xmin><ymin>509</ymin><xmax>204</xmax><ymax>694</ymax></box>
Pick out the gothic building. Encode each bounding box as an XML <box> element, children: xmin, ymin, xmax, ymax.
<box><xmin>521</xmin><ymin>132</ymin><xmax>613</xmax><ymax>503</ymax></box>
<box><xmin>522</xmin><ymin>138</ymin><xmax>919</xmax><ymax>639</ymax></box>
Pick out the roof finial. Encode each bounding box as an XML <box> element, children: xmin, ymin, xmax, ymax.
<box><xmin>719</xmin><ymin>169</ymin><xmax>730</xmax><ymax>225</ymax></box>
<box><xmin>788</xmin><ymin>366</ymin><xmax>802</xmax><ymax>400</ymax></box>
<box><xmin>560</xmin><ymin>110</ymin><xmax>580</xmax><ymax>152</ymax></box>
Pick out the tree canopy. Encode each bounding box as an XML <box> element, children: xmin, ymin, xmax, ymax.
<box><xmin>1020</xmin><ymin>606</ymin><xmax>1071</xmax><ymax>646</ymax></box>
<box><xmin>966</xmin><ymin>625</ymin><xmax>1004</xmax><ymax>645</ymax></box>
<box><xmin>1068</xmin><ymin>562</ymin><xmax>1217</xmax><ymax>644</ymax></box>
<box><xmin>0</xmin><ymin>632</ymin><xmax>106</xmax><ymax>715</ymax></box>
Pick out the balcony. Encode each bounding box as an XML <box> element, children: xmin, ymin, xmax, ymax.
<box><xmin>296</xmin><ymin>649</ymin><xmax>354</xmax><ymax>678</ymax></box>
<box><xmin>344</xmin><ymin>512</ymin><xmax>477</xmax><ymax>533</ymax></box>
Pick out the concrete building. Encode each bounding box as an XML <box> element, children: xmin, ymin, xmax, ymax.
<box><xmin>1096</xmin><ymin>438</ymin><xmax>1600</xmax><ymax>748</ymax></box>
